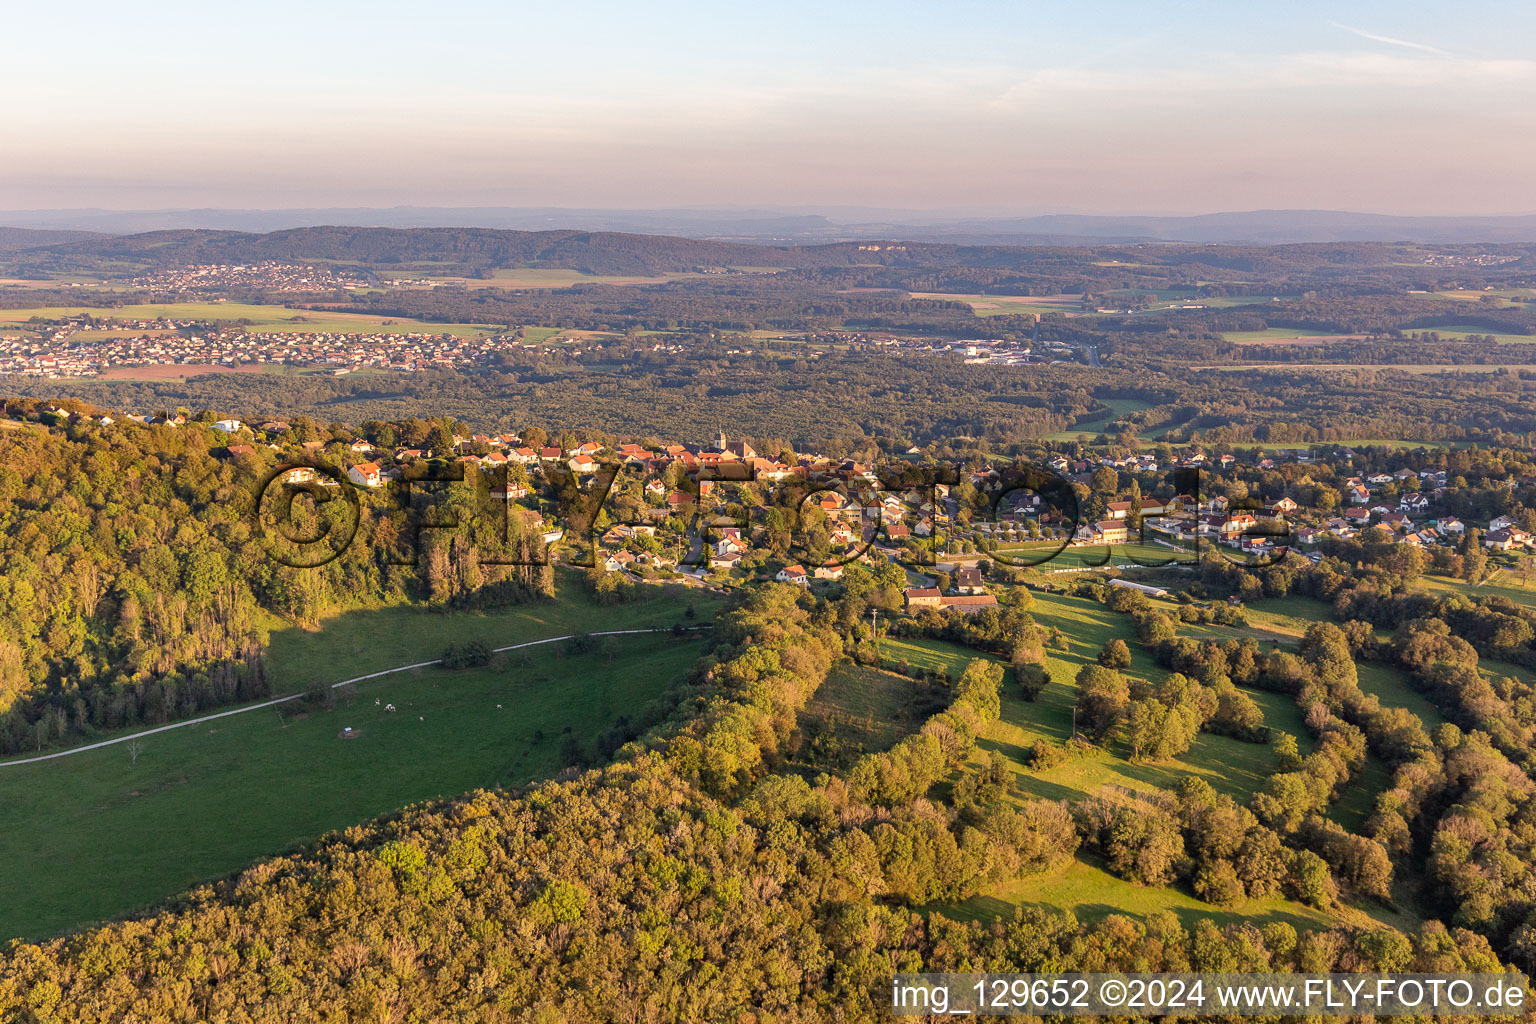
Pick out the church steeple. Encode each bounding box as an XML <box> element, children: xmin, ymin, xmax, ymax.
<box><xmin>718</xmin><ymin>427</ymin><xmax>727</xmax><ymax>452</ymax></box>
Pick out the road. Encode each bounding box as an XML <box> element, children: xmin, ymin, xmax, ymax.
<box><xmin>0</xmin><ymin>627</ymin><xmax>707</xmax><ymax>768</ymax></box>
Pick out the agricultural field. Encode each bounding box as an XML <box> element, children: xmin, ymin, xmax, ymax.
<box><xmin>0</xmin><ymin>631</ymin><xmax>707</xmax><ymax>941</ymax></box>
<box><xmin>1407</xmin><ymin>325</ymin><xmax>1536</xmax><ymax>344</ymax></box>
<box><xmin>905</xmin><ymin>291</ymin><xmax>1084</xmax><ymax>316</ymax></box>
<box><xmin>0</xmin><ymin>301</ymin><xmax>506</xmax><ymax>339</ymax></box>
<box><xmin>1220</xmin><ymin>328</ymin><xmax>1369</xmax><ymax>344</ymax></box>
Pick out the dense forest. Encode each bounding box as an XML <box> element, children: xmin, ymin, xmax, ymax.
<box><xmin>4</xmin><ymin>228</ymin><xmax>1535</xmax><ymax>292</ymax></box>
<box><xmin>7</xmin><ymin>353</ymin><xmax>1536</xmax><ymax>449</ymax></box>
<box><xmin>0</xmin><ymin>410</ymin><xmax>550</xmax><ymax>754</ymax></box>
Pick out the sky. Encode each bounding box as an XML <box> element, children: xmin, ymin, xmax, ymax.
<box><xmin>4</xmin><ymin>0</ymin><xmax>1534</xmax><ymax>215</ymax></box>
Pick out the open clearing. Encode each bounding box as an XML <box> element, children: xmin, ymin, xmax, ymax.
<box><xmin>1040</xmin><ymin>397</ymin><xmax>1154</xmax><ymax>440</ymax></box>
<box><xmin>0</xmin><ymin>631</ymin><xmax>706</xmax><ymax>942</ymax></box>
<box><xmin>1221</xmin><ymin>329</ymin><xmax>1369</xmax><ymax>345</ymax></box>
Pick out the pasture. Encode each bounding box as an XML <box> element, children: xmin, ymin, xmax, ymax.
<box><xmin>261</xmin><ymin>575</ymin><xmax>719</xmax><ymax>694</ymax></box>
<box><xmin>0</xmin><ymin>632</ymin><xmax>707</xmax><ymax>941</ymax></box>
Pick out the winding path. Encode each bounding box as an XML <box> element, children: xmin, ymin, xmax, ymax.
<box><xmin>0</xmin><ymin>627</ymin><xmax>706</xmax><ymax>768</ymax></box>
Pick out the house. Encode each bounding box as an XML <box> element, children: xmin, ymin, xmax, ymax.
<box><xmin>1490</xmin><ymin>515</ymin><xmax>1520</xmax><ymax>533</ymax></box>
<box><xmin>492</xmin><ymin>482</ymin><xmax>529</xmax><ymax>501</ymax></box>
<box><xmin>813</xmin><ymin>564</ymin><xmax>845</xmax><ymax>580</ymax></box>
<box><xmin>603</xmin><ymin>550</ymin><xmax>637</xmax><ymax>572</ymax></box>
<box><xmin>348</xmin><ymin>461</ymin><xmax>384</xmax><ymax>488</ymax></box>
<box><xmin>567</xmin><ymin>455</ymin><xmax>599</xmax><ymax>475</ymax></box>
<box><xmin>216</xmin><ymin>444</ymin><xmax>256</xmax><ymax>460</ymax></box>
<box><xmin>904</xmin><ymin>587</ymin><xmax>942</xmax><ymax>610</ymax></box>
<box><xmin>775</xmin><ymin>564</ymin><xmax>809</xmax><ymax>585</ymax></box>
<box><xmin>1084</xmin><ymin>520</ymin><xmax>1129</xmax><ymax>545</ymax></box>
<box><xmin>211</xmin><ymin>418</ymin><xmax>244</xmax><ymax>434</ymax></box>
<box><xmin>1399</xmin><ymin>492</ymin><xmax>1430</xmax><ymax>513</ymax></box>
<box><xmin>952</xmin><ymin>567</ymin><xmax>986</xmax><ymax>594</ymax></box>
<box><xmin>1348</xmin><ymin>485</ymin><xmax>1371</xmax><ymax>504</ymax></box>
<box><xmin>1269</xmin><ymin>497</ymin><xmax>1299</xmax><ymax>514</ymax></box>
<box><xmin>1485</xmin><ymin>529</ymin><xmax>1520</xmax><ymax>551</ymax></box>
<box><xmin>939</xmin><ymin>594</ymin><xmax>999</xmax><ymax>614</ymax></box>
<box><xmin>1343</xmin><ymin>507</ymin><xmax>1371</xmax><ymax>524</ymax></box>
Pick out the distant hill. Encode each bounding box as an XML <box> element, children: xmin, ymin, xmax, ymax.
<box><xmin>2</xmin><ymin>226</ymin><xmax>1051</xmax><ymax>275</ymax></box>
<box><xmin>25</xmin><ymin>226</ymin><xmax>814</xmax><ymax>275</ymax></box>
<box><xmin>0</xmin><ymin>226</ymin><xmax>109</xmax><ymax>253</ymax></box>
<box><xmin>4</xmin><ymin>207</ymin><xmax>1536</xmax><ymax>244</ymax></box>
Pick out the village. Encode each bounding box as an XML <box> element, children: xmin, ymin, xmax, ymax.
<box><xmin>0</xmin><ymin>322</ymin><xmax>525</xmax><ymax>377</ymax></box>
<box><xmin>19</xmin><ymin>401</ymin><xmax>1534</xmax><ymax>613</ymax></box>
<box><xmin>126</xmin><ymin>262</ymin><xmax>373</xmax><ymax>293</ymax></box>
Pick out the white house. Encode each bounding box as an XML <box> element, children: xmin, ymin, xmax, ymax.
<box><xmin>348</xmin><ymin>461</ymin><xmax>383</xmax><ymax>488</ymax></box>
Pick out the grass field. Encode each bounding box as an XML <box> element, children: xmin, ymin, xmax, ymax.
<box><xmin>1206</xmin><ymin>363</ymin><xmax>1536</xmax><ymax>376</ymax></box>
<box><xmin>0</xmin><ymin>632</ymin><xmax>707</xmax><ymax>941</ymax></box>
<box><xmin>1405</xmin><ymin>325</ymin><xmax>1536</xmax><ymax>344</ymax></box>
<box><xmin>1415</xmin><ymin>571</ymin><xmax>1536</xmax><ymax>611</ymax></box>
<box><xmin>796</xmin><ymin>663</ymin><xmax>928</xmax><ymax>768</ymax></box>
<box><xmin>940</xmin><ymin>855</ymin><xmax>1340</xmax><ymax>931</ymax></box>
<box><xmin>0</xmin><ymin>301</ymin><xmax>505</xmax><ymax>339</ymax></box>
<box><xmin>1040</xmin><ymin>398</ymin><xmax>1155</xmax><ymax>441</ymax></box>
<box><xmin>1221</xmin><ymin>328</ymin><xmax>1367</xmax><ymax>344</ymax></box>
<box><xmin>904</xmin><ymin>292</ymin><xmax>1083</xmax><ymax>317</ymax></box>
<box><xmin>262</xmin><ymin>575</ymin><xmax>720</xmax><ymax>694</ymax></box>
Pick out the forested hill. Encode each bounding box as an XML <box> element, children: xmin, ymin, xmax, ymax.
<box><xmin>18</xmin><ymin>227</ymin><xmax>797</xmax><ymax>274</ymax></box>
<box><xmin>0</xmin><ymin>227</ymin><xmax>107</xmax><ymax>253</ymax></box>
<box><xmin>2</xmin><ymin>225</ymin><xmax>1070</xmax><ymax>275</ymax></box>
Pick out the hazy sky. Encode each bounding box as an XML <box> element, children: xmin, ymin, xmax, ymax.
<box><xmin>4</xmin><ymin>0</ymin><xmax>1534</xmax><ymax>214</ymax></box>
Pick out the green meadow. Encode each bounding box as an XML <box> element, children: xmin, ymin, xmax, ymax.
<box><xmin>0</xmin><ymin>632</ymin><xmax>707</xmax><ymax>942</ymax></box>
<box><xmin>1040</xmin><ymin>397</ymin><xmax>1155</xmax><ymax>440</ymax></box>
